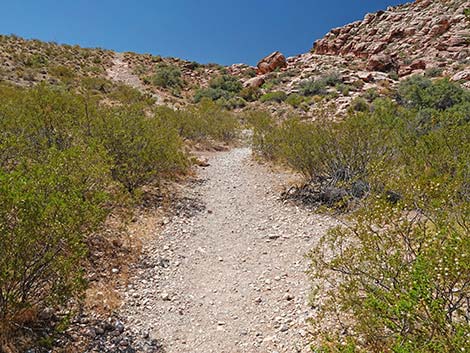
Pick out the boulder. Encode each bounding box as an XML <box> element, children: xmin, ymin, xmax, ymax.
<box><xmin>410</xmin><ymin>60</ymin><xmax>426</xmax><ymax>70</ymax></box>
<box><xmin>366</xmin><ymin>54</ymin><xmax>397</xmax><ymax>72</ymax></box>
<box><xmin>357</xmin><ymin>71</ymin><xmax>374</xmax><ymax>82</ymax></box>
<box><xmin>244</xmin><ymin>75</ymin><xmax>265</xmax><ymax>88</ymax></box>
<box><xmin>451</xmin><ymin>70</ymin><xmax>470</xmax><ymax>82</ymax></box>
<box><xmin>257</xmin><ymin>51</ymin><xmax>287</xmax><ymax>74</ymax></box>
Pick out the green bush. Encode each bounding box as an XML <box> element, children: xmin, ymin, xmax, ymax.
<box><xmin>321</xmin><ymin>71</ymin><xmax>343</xmax><ymax>86</ymax></box>
<box><xmin>209</xmin><ymin>74</ymin><xmax>242</xmax><ymax>93</ymax></box>
<box><xmin>348</xmin><ymin>97</ymin><xmax>370</xmax><ymax>112</ymax></box>
<box><xmin>397</xmin><ymin>75</ymin><xmax>470</xmax><ymax>110</ymax></box>
<box><xmin>362</xmin><ymin>87</ymin><xmax>380</xmax><ymax>102</ymax></box>
<box><xmin>299</xmin><ymin>79</ymin><xmax>327</xmax><ymax>96</ymax></box>
<box><xmin>48</xmin><ymin>65</ymin><xmax>76</xmax><ymax>83</ymax></box>
<box><xmin>219</xmin><ymin>96</ymin><xmax>247</xmax><ymax>110</ymax></box>
<box><xmin>0</xmin><ymin>145</ymin><xmax>110</xmax><ymax>330</ymax></box>
<box><xmin>81</xmin><ymin>76</ymin><xmax>113</xmax><ymax>94</ymax></box>
<box><xmin>152</xmin><ymin>63</ymin><xmax>183</xmax><ymax>89</ymax></box>
<box><xmin>156</xmin><ymin>98</ymin><xmax>240</xmax><ymax>142</ymax></box>
<box><xmin>239</xmin><ymin>86</ymin><xmax>261</xmax><ymax>102</ymax></box>
<box><xmin>0</xmin><ymin>83</ymin><xmax>195</xmax><ymax>343</ymax></box>
<box><xmin>109</xmin><ymin>83</ymin><xmax>153</xmax><ymax>105</ymax></box>
<box><xmin>264</xmin><ymin>79</ymin><xmax>470</xmax><ymax>352</ymax></box>
<box><xmin>251</xmin><ymin>99</ymin><xmax>401</xmax><ymax>206</ymax></box>
<box><xmin>425</xmin><ymin>67</ymin><xmax>443</xmax><ymax>78</ymax></box>
<box><xmin>285</xmin><ymin>93</ymin><xmax>306</xmax><ymax>108</ymax></box>
<box><xmin>310</xmin><ymin>201</ymin><xmax>470</xmax><ymax>353</ymax></box>
<box><xmin>194</xmin><ymin>87</ymin><xmax>231</xmax><ymax>103</ymax></box>
<box><xmin>24</xmin><ymin>53</ymin><xmax>48</xmax><ymax>68</ymax></box>
<box><xmin>299</xmin><ymin>72</ymin><xmax>343</xmax><ymax>97</ymax></box>
<box><xmin>194</xmin><ymin>75</ymin><xmax>243</xmax><ymax>103</ymax></box>
<box><xmin>309</xmin><ymin>111</ymin><xmax>470</xmax><ymax>351</ymax></box>
<box><xmin>335</xmin><ymin>83</ymin><xmax>351</xmax><ymax>96</ymax></box>
<box><xmin>260</xmin><ymin>91</ymin><xmax>287</xmax><ymax>103</ymax></box>
<box><xmin>246</xmin><ymin>110</ymin><xmax>283</xmax><ymax>160</ymax></box>
<box><xmin>93</xmin><ymin>105</ymin><xmax>188</xmax><ymax>193</ymax></box>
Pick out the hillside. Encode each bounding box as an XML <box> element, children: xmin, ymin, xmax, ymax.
<box><xmin>238</xmin><ymin>0</ymin><xmax>470</xmax><ymax>117</ymax></box>
<box><xmin>1</xmin><ymin>0</ymin><xmax>468</xmax><ymax>117</ymax></box>
<box><xmin>0</xmin><ymin>1</ymin><xmax>469</xmax><ymax>352</ymax></box>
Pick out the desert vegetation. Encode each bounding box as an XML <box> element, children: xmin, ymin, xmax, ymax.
<box><xmin>1</xmin><ymin>1</ymin><xmax>469</xmax><ymax>350</ymax></box>
<box><xmin>250</xmin><ymin>76</ymin><xmax>470</xmax><ymax>352</ymax></box>
<box><xmin>0</xmin><ymin>80</ymin><xmax>240</xmax><ymax>350</ymax></box>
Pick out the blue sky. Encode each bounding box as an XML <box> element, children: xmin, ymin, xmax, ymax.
<box><xmin>0</xmin><ymin>1</ymin><xmax>408</xmax><ymax>65</ymax></box>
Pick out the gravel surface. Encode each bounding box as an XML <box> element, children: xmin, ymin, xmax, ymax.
<box><xmin>107</xmin><ymin>53</ymin><xmax>162</xmax><ymax>104</ymax></box>
<box><xmin>119</xmin><ymin>147</ymin><xmax>337</xmax><ymax>353</ymax></box>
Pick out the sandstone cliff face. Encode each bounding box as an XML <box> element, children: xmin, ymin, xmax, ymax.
<box><xmin>312</xmin><ymin>0</ymin><xmax>469</xmax><ymax>76</ymax></box>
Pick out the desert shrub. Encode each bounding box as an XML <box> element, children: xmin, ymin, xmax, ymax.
<box><xmin>299</xmin><ymin>79</ymin><xmax>327</xmax><ymax>96</ymax></box>
<box><xmin>307</xmin><ymin>82</ymin><xmax>470</xmax><ymax>352</ymax></box>
<box><xmin>219</xmin><ymin>96</ymin><xmax>247</xmax><ymax>110</ymax></box>
<box><xmin>48</xmin><ymin>65</ymin><xmax>76</xmax><ymax>83</ymax></box>
<box><xmin>152</xmin><ymin>63</ymin><xmax>183</xmax><ymax>89</ymax></box>
<box><xmin>0</xmin><ymin>83</ymin><xmax>92</xmax><ymax>158</ymax></box>
<box><xmin>156</xmin><ymin>99</ymin><xmax>240</xmax><ymax>142</ymax></box>
<box><xmin>239</xmin><ymin>86</ymin><xmax>261</xmax><ymax>102</ymax></box>
<box><xmin>109</xmin><ymin>83</ymin><xmax>153</xmax><ymax>105</ymax></box>
<box><xmin>93</xmin><ymin>105</ymin><xmax>187</xmax><ymax>193</ymax></box>
<box><xmin>322</xmin><ymin>71</ymin><xmax>343</xmax><ymax>86</ymax></box>
<box><xmin>299</xmin><ymin>72</ymin><xmax>343</xmax><ymax>97</ymax></box>
<box><xmin>81</xmin><ymin>76</ymin><xmax>113</xmax><ymax>94</ymax></box>
<box><xmin>260</xmin><ymin>91</ymin><xmax>287</xmax><ymax>103</ymax></box>
<box><xmin>194</xmin><ymin>75</ymin><xmax>243</xmax><ymax>103</ymax></box>
<box><xmin>0</xmin><ymin>145</ymin><xmax>110</xmax><ymax>333</ymax></box>
<box><xmin>362</xmin><ymin>87</ymin><xmax>380</xmax><ymax>102</ymax></box>
<box><xmin>252</xmin><ymin>99</ymin><xmax>402</xmax><ymax>206</ymax></box>
<box><xmin>348</xmin><ymin>97</ymin><xmax>370</xmax><ymax>112</ymax></box>
<box><xmin>335</xmin><ymin>83</ymin><xmax>351</xmax><ymax>96</ymax></box>
<box><xmin>397</xmin><ymin>76</ymin><xmax>470</xmax><ymax>110</ymax></box>
<box><xmin>309</xmin><ymin>202</ymin><xmax>470</xmax><ymax>353</ymax></box>
<box><xmin>0</xmin><ymin>82</ymin><xmax>196</xmax><ymax>347</ymax></box>
<box><xmin>246</xmin><ymin>110</ymin><xmax>283</xmax><ymax>160</ymax></box>
<box><xmin>186</xmin><ymin>61</ymin><xmax>201</xmax><ymax>70</ymax></box>
<box><xmin>388</xmin><ymin>71</ymin><xmax>399</xmax><ymax>81</ymax></box>
<box><xmin>309</xmin><ymin>119</ymin><xmax>470</xmax><ymax>351</ymax></box>
<box><xmin>425</xmin><ymin>67</ymin><xmax>443</xmax><ymax>78</ymax></box>
<box><xmin>424</xmin><ymin>78</ymin><xmax>470</xmax><ymax>110</ymax></box>
<box><xmin>209</xmin><ymin>74</ymin><xmax>242</xmax><ymax>93</ymax></box>
<box><xmin>244</xmin><ymin>67</ymin><xmax>257</xmax><ymax>78</ymax></box>
<box><xmin>285</xmin><ymin>93</ymin><xmax>306</xmax><ymax>108</ymax></box>
<box><xmin>194</xmin><ymin>87</ymin><xmax>231</xmax><ymax>103</ymax></box>
<box><xmin>24</xmin><ymin>53</ymin><xmax>48</xmax><ymax>68</ymax></box>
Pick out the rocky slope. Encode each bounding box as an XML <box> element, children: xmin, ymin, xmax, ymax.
<box><xmin>1</xmin><ymin>0</ymin><xmax>469</xmax><ymax>115</ymax></box>
<box><xmin>233</xmin><ymin>0</ymin><xmax>470</xmax><ymax>117</ymax></box>
<box><xmin>313</xmin><ymin>0</ymin><xmax>469</xmax><ymax>77</ymax></box>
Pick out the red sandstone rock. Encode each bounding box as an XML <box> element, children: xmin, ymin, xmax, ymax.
<box><xmin>257</xmin><ymin>52</ymin><xmax>287</xmax><ymax>75</ymax></box>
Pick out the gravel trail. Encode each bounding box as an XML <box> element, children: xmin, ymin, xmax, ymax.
<box><xmin>120</xmin><ymin>147</ymin><xmax>336</xmax><ymax>353</ymax></box>
<box><xmin>107</xmin><ymin>53</ymin><xmax>162</xmax><ymax>104</ymax></box>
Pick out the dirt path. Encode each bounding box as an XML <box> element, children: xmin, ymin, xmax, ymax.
<box><xmin>107</xmin><ymin>52</ymin><xmax>162</xmax><ymax>104</ymax></box>
<box><xmin>120</xmin><ymin>147</ymin><xmax>336</xmax><ymax>353</ymax></box>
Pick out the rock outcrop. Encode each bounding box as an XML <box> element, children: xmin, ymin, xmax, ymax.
<box><xmin>244</xmin><ymin>75</ymin><xmax>265</xmax><ymax>88</ymax></box>
<box><xmin>312</xmin><ymin>0</ymin><xmax>470</xmax><ymax>75</ymax></box>
<box><xmin>257</xmin><ymin>51</ymin><xmax>287</xmax><ymax>74</ymax></box>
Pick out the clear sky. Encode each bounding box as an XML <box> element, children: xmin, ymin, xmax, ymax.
<box><xmin>0</xmin><ymin>0</ymin><xmax>408</xmax><ymax>65</ymax></box>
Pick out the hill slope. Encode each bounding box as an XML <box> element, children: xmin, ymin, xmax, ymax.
<box><xmin>0</xmin><ymin>0</ymin><xmax>469</xmax><ymax>115</ymax></box>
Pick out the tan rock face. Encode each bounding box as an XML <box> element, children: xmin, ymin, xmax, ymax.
<box><xmin>257</xmin><ymin>51</ymin><xmax>287</xmax><ymax>74</ymax></box>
